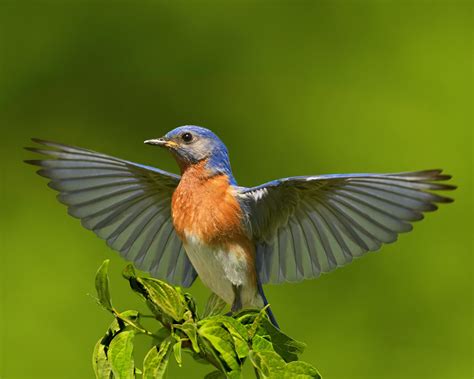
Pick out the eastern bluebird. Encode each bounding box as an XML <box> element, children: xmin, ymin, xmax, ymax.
<box><xmin>26</xmin><ymin>125</ymin><xmax>455</xmax><ymax>328</ymax></box>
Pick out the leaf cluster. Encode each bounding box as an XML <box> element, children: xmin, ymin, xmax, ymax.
<box><xmin>93</xmin><ymin>260</ymin><xmax>321</xmax><ymax>379</ymax></box>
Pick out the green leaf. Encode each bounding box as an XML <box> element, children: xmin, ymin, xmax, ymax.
<box><xmin>173</xmin><ymin>340</ymin><xmax>182</xmax><ymax>367</ymax></box>
<box><xmin>115</xmin><ymin>311</ymin><xmax>147</xmax><ymax>335</ymax></box>
<box><xmin>141</xmin><ymin>278</ymin><xmax>185</xmax><ymax>321</ymax></box>
<box><xmin>174</xmin><ymin>322</ymin><xmax>200</xmax><ymax>352</ymax></box>
<box><xmin>249</xmin><ymin>350</ymin><xmax>286</xmax><ymax>378</ymax></box>
<box><xmin>93</xmin><ymin>261</ymin><xmax>321</xmax><ymax>378</ymax></box>
<box><xmin>250</xmin><ymin>351</ymin><xmax>321</xmax><ymax>379</ymax></box>
<box><xmin>98</xmin><ymin>310</ymin><xmax>139</xmax><ymax>353</ymax></box>
<box><xmin>251</xmin><ymin>335</ymin><xmax>274</xmax><ymax>353</ymax></box>
<box><xmin>204</xmin><ymin>370</ymin><xmax>226</xmax><ymax>379</ymax></box>
<box><xmin>143</xmin><ymin>338</ymin><xmax>172</xmax><ymax>379</ymax></box>
<box><xmin>202</xmin><ymin>293</ymin><xmax>227</xmax><ymax>318</ymax></box>
<box><xmin>108</xmin><ymin>331</ymin><xmax>135</xmax><ymax>379</ymax></box>
<box><xmin>92</xmin><ymin>338</ymin><xmax>112</xmax><ymax>379</ymax></box>
<box><xmin>214</xmin><ymin>316</ymin><xmax>248</xmax><ymax>339</ymax></box>
<box><xmin>124</xmin><ymin>268</ymin><xmax>186</xmax><ymax>322</ymax></box>
<box><xmin>213</xmin><ymin>316</ymin><xmax>249</xmax><ymax>359</ymax></box>
<box><xmin>122</xmin><ymin>264</ymin><xmax>136</xmax><ymax>280</ymax></box>
<box><xmin>200</xmin><ymin>333</ymin><xmax>229</xmax><ymax>372</ymax></box>
<box><xmin>95</xmin><ymin>260</ymin><xmax>113</xmax><ymax>312</ymax></box>
<box><xmin>233</xmin><ymin>309</ymin><xmax>260</xmax><ymax>326</ymax></box>
<box><xmin>248</xmin><ymin>305</ymin><xmax>270</xmax><ymax>339</ymax></box>
<box><xmin>107</xmin><ymin>310</ymin><xmax>139</xmax><ymax>334</ymax></box>
<box><xmin>183</xmin><ymin>292</ymin><xmax>198</xmax><ymax>320</ymax></box>
<box><xmin>118</xmin><ymin>310</ymin><xmax>140</xmax><ymax>320</ymax></box>
<box><xmin>260</xmin><ymin>318</ymin><xmax>306</xmax><ymax>363</ymax></box>
<box><xmin>198</xmin><ymin>321</ymin><xmax>241</xmax><ymax>372</ymax></box>
<box><xmin>227</xmin><ymin>370</ymin><xmax>243</xmax><ymax>379</ymax></box>
<box><xmin>284</xmin><ymin>361</ymin><xmax>322</xmax><ymax>378</ymax></box>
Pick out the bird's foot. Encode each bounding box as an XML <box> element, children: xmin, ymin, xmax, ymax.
<box><xmin>230</xmin><ymin>284</ymin><xmax>242</xmax><ymax>314</ymax></box>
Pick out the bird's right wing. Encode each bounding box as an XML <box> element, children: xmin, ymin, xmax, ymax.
<box><xmin>25</xmin><ymin>139</ymin><xmax>197</xmax><ymax>287</ymax></box>
<box><xmin>238</xmin><ymin>170</ymin><xmax>455</xmax><ymax>284</ymax></box>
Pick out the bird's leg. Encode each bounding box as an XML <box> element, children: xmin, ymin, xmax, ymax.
<box><xmin>231</xmin><ymin>284</ymin><xmax>242</xmax><ymax>313</ymax></box>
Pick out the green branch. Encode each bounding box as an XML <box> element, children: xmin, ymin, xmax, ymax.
<box><xmin>92</xmin><ymin>260</ymin><xmax>322</xmax><ymax>379</ymax></box>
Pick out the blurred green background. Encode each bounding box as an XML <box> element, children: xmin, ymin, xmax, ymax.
<box><xmin>0</xmin><ymin>1</ymin><xmax>472</xmax><ymax>378</ymax></box>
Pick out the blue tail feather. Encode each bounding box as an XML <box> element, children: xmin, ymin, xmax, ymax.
<box><xmin>257</xmin><ymin>279</ymin><xmax>279</xmax><ymax>329</ymax></box>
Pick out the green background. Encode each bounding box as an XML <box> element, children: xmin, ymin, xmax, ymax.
<box><xmin>1</xmin><ymin>1</ymin><xmax>472</xmax><ymax>378</ymax></box>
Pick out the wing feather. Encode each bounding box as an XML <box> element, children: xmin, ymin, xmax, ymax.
<box><xmin>26</xmin><ymin>139</ymin><xmax>197</xmax><ymax>287</ymax></box>
<box><xmin>240</xmin><ymin>170</ymin><xmax>455</xmax><ymax>284</ymax></box>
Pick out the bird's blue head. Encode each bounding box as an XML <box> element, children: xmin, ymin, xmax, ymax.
<box><xmin>145</xmin><ymin>126</ymin><xmax>236</xmax><ymax>184</ymax></box>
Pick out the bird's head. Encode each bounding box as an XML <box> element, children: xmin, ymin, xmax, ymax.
<box><xmin>145</xmin><ymin>125</ymin><xmax>235</xmax><ymax>183</ymax></box>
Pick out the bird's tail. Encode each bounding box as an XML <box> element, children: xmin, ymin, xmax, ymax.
<box><xmin>257</xmin><ymin>280</ymin><xmax>279</xmax><ymax>329</ymax></box>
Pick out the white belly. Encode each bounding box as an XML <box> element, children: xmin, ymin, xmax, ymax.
<box><xmin>183</xmin><ymin>233</ymin><xmax>263</xmax><ymax>309</ymax></box>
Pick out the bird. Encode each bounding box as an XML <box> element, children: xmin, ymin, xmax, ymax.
<box><xmin>26</xmin><ymin>125</ymin><xmax>456</xmax><ymax>327</ymax></box>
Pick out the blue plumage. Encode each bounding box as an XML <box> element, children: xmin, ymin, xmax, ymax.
<box><xmin>164</xmin><ymin>126</ymin><xmax>237</xmax><ymax>185</ymax></box>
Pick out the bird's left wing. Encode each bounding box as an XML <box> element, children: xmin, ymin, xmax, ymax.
<box><xmin>238</xmin><ymin>170</ymin><xmax>455</xmax><ymax>284</ymax></box>
<box><xmin>25</xmin><ymin>139</ymin><xmax>197</xmax><ymax>287</ymax></box>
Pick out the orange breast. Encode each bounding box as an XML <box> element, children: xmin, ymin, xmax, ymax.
<box><xmin>172</xmin><ymin>161</ymin><xmax>244</xmax><ymax>244</ymax></box>
<box><xmin>171</xmin><ymin>162</ymin><xmax>256</xmax><ymax>281</ymax></box>
<box><xmin>171</xmin><ymin>161</ymin><xmax>257</xmax><ymax>284</ymax></box>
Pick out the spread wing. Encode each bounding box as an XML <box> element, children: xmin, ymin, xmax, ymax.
<box><xmin>25</xmin><ymin>139</ymin><xmax>197</xmax><ymax>287</ymax></box>
<box><xmin>238</xmin><ymin>170</ymin><xmax>455</xmax><ymax>284</ymax></box>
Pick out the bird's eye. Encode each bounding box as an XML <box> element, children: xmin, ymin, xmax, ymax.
<box><xmin>181</xmin><ymin>132</ymin><xmax>193</xmax><ymax>143</ymax></box>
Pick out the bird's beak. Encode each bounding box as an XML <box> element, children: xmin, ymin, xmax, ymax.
<box><xmin>144</xmin><ymin>137</ymin><xmax>178</xmax><ymax>149</ymax></box>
